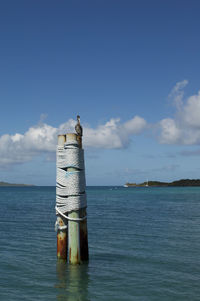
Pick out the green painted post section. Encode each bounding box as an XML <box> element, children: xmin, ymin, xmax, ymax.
<box><xmin>67</xmin><ymin>133</ymin><xmax>81</xmax><ymax>264</ymax></box>
<box><xmin>68</xmin><ymin>208</ymin><xmax>81</xmax><ymax>264</ymax></box>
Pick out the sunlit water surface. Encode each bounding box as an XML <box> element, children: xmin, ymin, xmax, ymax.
<box><xmin>0</xmin><ymin>186</ymin><xmax>200</xmax><ymax>300</ymax></box>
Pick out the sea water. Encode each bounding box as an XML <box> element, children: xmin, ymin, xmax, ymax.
<box><xmin>0</xmin><ymin>186</ymin><xmax>200</xmax><ymax>300</ymax></box>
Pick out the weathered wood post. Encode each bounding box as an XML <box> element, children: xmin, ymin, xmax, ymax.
<box><xmin>56</xmin><ymin>134</ymin><xmax>68</xmax><ymax>260</ymax></box>
<box><xmin>56</xmin><ymin>119</ymin><xmax>88</xmax><ymax>264</ymax></box>
<box><xmin>67</xmin><ymin>133</ymin><xmax>89</xmax><ymax>264</ymax></box>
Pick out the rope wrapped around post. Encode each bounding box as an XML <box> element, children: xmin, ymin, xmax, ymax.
<box><xmin>55</xmin><ymin>137</ymin><xmax>87</xmax><ymax>222</ymax></box>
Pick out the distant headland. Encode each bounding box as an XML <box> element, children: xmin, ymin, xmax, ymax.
<box><xmin>0</xmin><ymin>181</ymin><xmax>34</xmax><ymax>187</ymax></box>
<box><xmin>125</xmin><ymin>179</ymin><xmax>200</xmax><ymax>187</ymax></box>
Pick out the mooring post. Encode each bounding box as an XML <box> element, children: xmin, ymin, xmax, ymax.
<box><xmin>67</xmin><ymin>133</ymin><xmax>89</xmax><ymax>264</ymax></box>
<box><xmin>56</xmin><ymin>134</ymin><xmax>68</xmax><ymax>260</ymax></box>
<box><xmin>56</xmin><ymin>126</ymin><xmax>89</xmax><ymax>264</ymax></box>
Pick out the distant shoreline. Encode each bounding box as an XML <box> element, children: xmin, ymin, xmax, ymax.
<box><xmin>124</xmin><ymin>179</ymin><xmax>200</xmax><ymax>187</ymax></box>
<box><xmin>0</xmin><ymin>181</ymin><xmax>34</xmax><ymax>187</ymax></box>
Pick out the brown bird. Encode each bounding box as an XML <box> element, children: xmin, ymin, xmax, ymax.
<box><xmin>75</xmin><ymin>115</ymin><xmax>83</xmax><ymax>136</ymax></box>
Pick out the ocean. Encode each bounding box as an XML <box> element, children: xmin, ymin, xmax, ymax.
<box><xmin>0</xmin><ymin>186</ymin><xmax>200</xmax><ymax>300</ymax></box>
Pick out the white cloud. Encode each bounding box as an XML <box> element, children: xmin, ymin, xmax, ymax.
<box><xmin>84</xmin><ymin>116</ymin><xmax>147</xmax><ymax>149</ymax></box>
<box><xmin>181</xmin><ymin>91</ymin><xmax>200</xmax><ymax>128</ymax></box>
<box><xmin>0</xmin><ymin>116</ymin><xmax>147</xmax><ymax>167</ymax></box>
<box><xmin>159</xmin><ymin>81</ymin><xmax>200</xmax><ymax>145</ymax></box>
<box><xmin>159</xmin><ymin>118</ymin><xmax>181</xmax><ymax>144</ymax></box>
<box><xmin>168</xmin><ymin>79</ymin><xmax>188</xmax><ymax>110</ymax></box>
<box><xmin>57</xmin><ymin>116</ymin><xmax>146</xmax><ymax>149</ymax></box>
<box><xmin>3</xmin><ymin>81</ymin><xmax>200</xmax><ymax>169</ymax></box>
<box><xmin>0</xmin><ymin>123</ymin><xmax>58</xmax><ymax>167</ymax></box>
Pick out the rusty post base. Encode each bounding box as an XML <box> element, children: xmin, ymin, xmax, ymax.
<box><xmin>57</xmin><ymin>216</ymin><xmax>68</xmax><ymax>260</ymax></box>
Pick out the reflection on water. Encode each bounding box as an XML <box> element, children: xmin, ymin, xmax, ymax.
<box><xmin>56</xmin><ymin>261</ymin><xmax>90</xmax><ymax>301</ymax></box>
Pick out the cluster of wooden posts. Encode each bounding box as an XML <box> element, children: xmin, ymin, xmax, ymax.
<box><xmin>56</xmin><ymin>133</ymin><xmax>89</xmax><ymax>264</ymax></box>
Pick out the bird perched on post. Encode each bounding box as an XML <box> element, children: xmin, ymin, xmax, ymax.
<box><xmin>75</xmin><ymin>115</ymin><xmax>83</xmax><ymax>136</ymax></box>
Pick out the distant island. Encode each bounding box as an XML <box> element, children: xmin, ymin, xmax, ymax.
<box><xmin>0</xmin><ymin>181</ymin><xmax>34</xmax><ymax>187</ymax></box>
<box><xmin>125</xmin><ymin>179</ymin><xmax>200</xmax><ymax>187</ymax></box>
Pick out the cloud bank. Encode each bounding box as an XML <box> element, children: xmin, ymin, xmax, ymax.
<box><xmin>1</xmin><ymin>80</ymin><xmax>200</xmax><ymax>168</ymax></box>
<box><xmin>0</xmin><ymin>116</ymin><xmax>147</xmax><ymax>167</ymax></box>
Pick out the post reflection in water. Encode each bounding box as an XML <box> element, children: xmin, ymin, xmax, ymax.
<box><xmin>56</xmin><ymin>260</ymin><xmax>90</xmax><ymax>301</ymax></box>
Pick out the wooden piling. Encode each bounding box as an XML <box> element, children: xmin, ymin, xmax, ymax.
<box><xmin>67</xmin><ymin>133</ymin><xmax>89</xmax><ymax>264</ymax></box>
<box><xmin>79</xmin><ymin>208</ymin><xmax>89</xmax><ymax>262</ymax></box>
<box><xmin>57</xmin><ymin>134</ymin><xmax>68</xmax><ymax>260</ymax></box>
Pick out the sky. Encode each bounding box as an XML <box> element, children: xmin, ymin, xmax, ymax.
<box><xmin>1</xmin><ymin>0</ymin><xmax>200</xmax><ymax>185</ymax></box>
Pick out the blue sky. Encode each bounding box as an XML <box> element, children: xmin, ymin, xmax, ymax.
<box><xmin>1</xmin><ymin>0</ymin><xmax>200</xmax><ymax>185</ymax></box>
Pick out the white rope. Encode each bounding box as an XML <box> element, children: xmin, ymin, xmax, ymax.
<box><xmin>56</xmin><ymin>137</ymin><xmax>87</xmax><ymax>225</ymax></box>
<box><xmin>55</xmin><ymin>206</ymin><xmax>87</xmax><ymax>222</ymax></box>
<box><xmin>56</xmin><ymin>170</ymin><xmax>86</xmax><ymax>193</ymax></box>
<box><xmin>57</xmin><ymin>148</ymin><xmax>85</xmax><ymax>170</ymax></box>
<box><xmin>55</xmin><ymin>220</ymin><xmax>68</xmax><ymax>231</ymax></box>
<box><xmin>56</xmin><ymin>194</ymin><xmax>87</xmax><ymax>212</ymax></box>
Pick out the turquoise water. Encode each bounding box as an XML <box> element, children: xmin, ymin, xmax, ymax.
<box><xmin>0</xmin><ymin>186</ymin><xmax>200</xmax><ymax>300</ymax></box>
